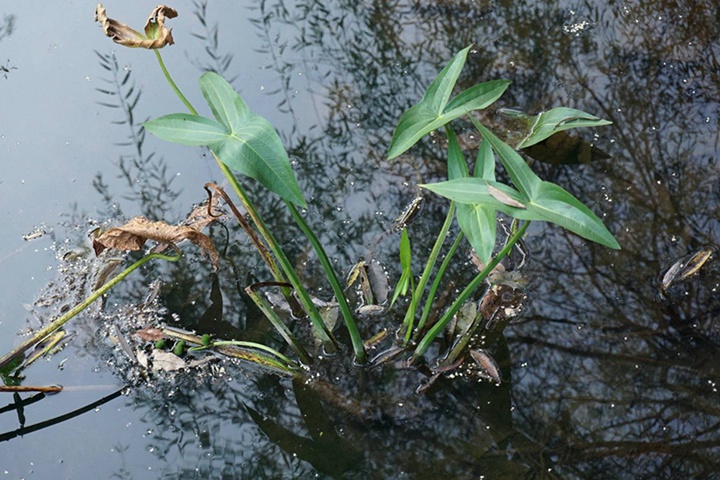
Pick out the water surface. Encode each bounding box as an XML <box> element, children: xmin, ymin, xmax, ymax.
<box><xmin>1</xmin><ymin>1</ymin><xmax>719</xmax><ymax>478</ymax></box>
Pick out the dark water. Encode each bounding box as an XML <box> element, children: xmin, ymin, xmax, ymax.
<box><xmin>1</xmin><ymin>1</ymin><xmax>719</xmax><ymax>478</ymax></box>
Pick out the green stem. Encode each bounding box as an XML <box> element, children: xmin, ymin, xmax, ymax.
<box><xmin>411</xmin><ymin>221</ymin><xmax>530</xmax><ymax>362</ymax></box>
<box><xmin>244</xmin><ymin>283</ymin><xmax>312</xmax><ymax>364</ymax></box>
<box><xmin>231</xmin><ymin>183</ymin><xmax>338</xmax><ymax>352</ymax></box>
<box><xmin>154</xmin><ymin>52</ymin><xmax>337</xmax><ymax>351</ymax></box>
<box><xmin>0</xmin><ymin>249</ymin><xmax>182</xmax><ymax>371</ymax></box>
<box><xmin>415</xmin><ymin>231</ymin><xmax>464</xmax><ymax>337</ymax></box>
<box><xmin>155</xmin><ymin>50</ymin><xmax>197</xmax><ymax>115</ymax></box>
<box><xmin>210</xmin><ymin>341</ymin><xmax>297</xmax><ymax>369</ymax></box>
<box><xmin>162</xmin><ymin>326</ymin><xmax>296</xmax><ymax>373</ymax></box>
<box><xmin>286</xmin><ymin>202</ymin><xmax>366</xmax><ymax>363</ymax></box>
<box><xmin>401</xmin><ymin>202</ymin><xmax>456</xmax><ymax>344</ymax></box>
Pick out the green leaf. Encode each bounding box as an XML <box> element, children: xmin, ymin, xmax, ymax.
<box><xmin>474</xmin><ymin>137</ymin><xmax>495</xmax><ymax>180</ymax></box>
<box><xmin>199</xmin><ymin>72</ymin><xmax>249</xmax><ymax>131</ymax></box>
<box><xmin>517</xmin><ymin>107</ymin><xmax>612</xmax><ymax>149</ymax></box>
<box><xmin>197</xmin><ymin>73</ymin><xmax>307</xmax><ymax>207</ymax></box>
<box><xmin>399</xmin><ymin>227</ymin><xmax>412</xmax><ymax>270</ymax></box>
<box><xmin>518</xmin><ymin>182</ymin><xmax>620</xmax><ymax>249</ymax></box>
<box><xmin>210</xmin><ymin>113</ymin><xmax>307</xmax><ymax>207</ymax></box>
<box><xmin>425</xmin><ymin>45</ymin><xmax>472</xmax><ymax>113</ymax></box>
<box><xmin>442</xmin><ymin>80</ymin><xmax>510</xmax><ymax>119</ymax></box>
<box><xmin>144</xmin><ymin>114</ymin><xmax>228</xmax><ymax>145</ymax></box>
<box><xmin>424</xmin><ymin>178</ymin><xmax>620</xmax><ymax>249</ymax></box>
<box><xmin>457</xmin><ymin>203</ymin><xmax>496</xmax><ymax>264</ymax></box>
<box><xmin>472</xmin><ymin>118</ymin><xmax>541</xmax><ymax>199</ymax></box>
<box><xmin>390</xmin><ymin>228</ymin><xmax>413</xmax><ymax>308</ymax></box>
<box><xmin>387</xmin><ymin>46</ymin><xmax>509</xmax><ymax>160</ymax></box>
<box><xmin>421</xmin><ymin>178</ymin><xmax>527</xmax><ymax>212</ymax></box>
<box><xmin>445</xmin><ymin>125</ymin><xmax>469</xmax><ymax>180</ymax></box>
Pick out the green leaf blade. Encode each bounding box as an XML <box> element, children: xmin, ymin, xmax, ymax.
<box><xmin>524</xmin><ymin>182</ymin><xmax>620</xmax><ymax>249</ymax></box>
<box><xmin>446</xmin><ymin>125</ymin><xmax>469</xmax><ymax>180</ymax></box>
<box><xmin>421</xmin><ymin>178</ymin><xmax>527</xmax><ymax>211</ymax></box>
<box><xmin>517</xmin><ymin>107</ymin><xmax>612</xmax><ymax>149</ymax></box>
<box><xmin>199</xmin><ymin>72</ymin><xmax>249</xmax><ymax>131</ymax></box>
<box><xmin>387</xmin><ymin>103</ymin><xmax>440</xmax><ymax>160</ymax></box>
<box><xmin>457</xmin><ymin>203</ymin><xmax>496</xmax><ymax>264</ymax></box>
<box><xmin>144</xmin><ymin>114</ymin><xmax>228</xmax><ymax>146</ymax></box>
<box><xmin>474</xmin><ymin>137</ymin><xmax>496</xmax><ymax>181</ymax></box>
<box><xmin>424</xmin><ymin>45</ymin><xmax>472</xmax><ymax>113</ymax></box>
<box><xmin>212</xmin><ymin>113</ymin><xmax>307</xmax><ymax>207</ymax></box>
<box><xmin>443</xmin><ymin>79</ymin><xmax>510</xmax><ymax>118</ymax></box>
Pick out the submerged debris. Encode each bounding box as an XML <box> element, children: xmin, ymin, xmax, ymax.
<box><xmin>659</xmin><ymin>246</ymin><xmax>715</xmax><ymax>292</ymax></box>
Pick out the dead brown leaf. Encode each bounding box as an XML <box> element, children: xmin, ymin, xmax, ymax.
<box><xmin>183</xmin><ymin>196</ymin><xmax>222</xmax><ymax>232</ymax></box>
<box><xmin>94</xmin><ymin>4</ymin><xmax>178</xmax><ymax>49</ymax></box>
<box><xmin>151</xmin><ymin>349</ymin><xmax>187</xmax><ymax>372</ymax></box>
<box><xmin>93</xmin><ymin>216</ymin><xmax>219</xmax><ymax>270</ymax></box>
<box><xmin>133</xmin><ymin>327</ymin><xmax>166</xmax><ymax>342</ymax></box>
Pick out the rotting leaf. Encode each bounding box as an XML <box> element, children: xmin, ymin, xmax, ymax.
<box><xmin>133</xmin><ymin>327</ymin><xmax>166</xmax><ymax>342</ymax></box>
<box><xmin>469</xmin><ymin>349</ymin><xmax>501</xmax><ymax>384</ymax></box>
<box><xmin>151</xmin><ymin>349</ymin><xmax>187</xmax><ymax>372</ymax></box>
<box><xmin>93</xmin><ymin>216</ymin><xmax>219</xmax><ymax>270</ymax></box>
<box><xmin>660</xmin><ymin>247</ymin><xmax>715</xmax><ymax>291</ymax></box>
<box><xmin>94</xmin><ymin>4</ymin><xmax>177</xmax><ymax>49</ymax></box>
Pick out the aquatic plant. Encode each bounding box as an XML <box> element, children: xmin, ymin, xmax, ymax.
<box><xmin>0</xmin><ymin>5</ymin><xmax>618</xmax><ymax>384</ymax></box>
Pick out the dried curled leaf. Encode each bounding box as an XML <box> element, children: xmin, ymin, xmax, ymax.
<box><xmin>94</xmin><ymin>4</ymin><xmax>177</xmax><ymax>49</ymax></box>
<box><xmin>93</xmin><ymin>216</ymin><xmax>219</xmax><ymax>270</ymax></box>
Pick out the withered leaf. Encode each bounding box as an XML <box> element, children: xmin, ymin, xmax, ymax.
<box><xmin>95</xmin><ymin>4</ymin><xmax>178</xmax><ymax>49</ymax></box>
<box><xmin>183</xmin><ymin>197</ymin><xmax>222</xmax><ymax>232</ymax></box>
<box><xmin>133</xmin><ymin>327</ymin><xmax>166</xmax><ymax>342</ymax></box>
<box><xmin>93</xmin><ymin>216</ymin><xmax>219</xmax><ymax>270</ymax></box>
<box><xmin>470</xmin><ymin>349</ymin><xmax>501</xmax><ymax>384</ymax></box>
<box><xmin>487</xmin><ymin>183</ymin><xmax>527</xmax><ymax>209</ymax></box>
<box><xmin>151</xmin><ymin>349</ymin><xmax>187</xmax><ymax>372</ymax></box>
<box><xmin>660</xmin><ymin>247</ymin><xmax>715</xmax><ymax>291</ymax></box>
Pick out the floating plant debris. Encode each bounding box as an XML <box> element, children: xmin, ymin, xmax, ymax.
<box><xmin>660</xmin><ymin>247</ymin><xmax>715</xmax><ymax>292</ymax></box>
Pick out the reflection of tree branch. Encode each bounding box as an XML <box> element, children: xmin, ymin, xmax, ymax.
<box><xmin>509</xmin><ymin>334</ymin><xmax>706</xmax><ymax>373</ymax></box>
<box><xmin>567</xmin><ymin>438</ymin><xmax>720</xmax><ymax>460</ymax></box>
<box><xmin>0</xmin><ymin>388</ymin><xmax>123</xmax><ymax>442</ymax></box>
<box><xmin>93</xmin><ymin>50</ymin><xmax>181</xmax><ymax>220</ymax></box>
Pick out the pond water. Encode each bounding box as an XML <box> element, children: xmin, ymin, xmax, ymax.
<box><xmin>1</xmin><ymin>1</ymin><xmax>720</xmax><ymax>478</ymax></box>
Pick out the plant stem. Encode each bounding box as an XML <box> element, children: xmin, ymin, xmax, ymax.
<box><xmin>230</xmin><ymin>182</ymin><xmax>338</xmax><ymax>352</ymax></box>
<box><xmin>244</xmin><ymin>282</ymin><xmax>312</xmax><ymax>364</ymax></box>
<box><xmin>154</xmin><ymin>52</ymin><xmax>338</xmax><ymax>352</ymax></box>
<box><xmin>411</xmin><ymin>221</ymin><xmax>530</xmax><ymax>362</ymax></box>
<box><xmin>286</xmin><ymin>202</ymin><xmax>366</xmax><ymax>363</ymax></box>
<box><xmin>205</xmin><ymin>182</ymin><xmax>289</xmax><ymax>300</ymax></box>
<box><xmin>401</xmin><ymin>202</ymin><xmax>456</xmax><ymax>344</ymax></box>
<box><xmin>415</xmin><ymin>231</ymin><xmax>464</xmax><ymax>338</ymax></box>
<box><xmin>0</xmin><ymin>249</ymin><xmax>182</xmax><ymax>371</ymax></box>
<box><xmin>211</xmin><ymin>340</ymin><xmax>298</xmax><ymax>369</ymax></box>
<box><xmin>155</xmin><ymin>50</ymin><xmax>197</xmax><ymax>115</ymax></box>
<box><xmin>162</xmin><ymin>326</ymin><xmax>296</xmax><ymax>373</ymax></box>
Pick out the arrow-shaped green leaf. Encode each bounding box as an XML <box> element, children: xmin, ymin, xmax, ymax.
<box><xmin>517</xmin><ymin>107</ymin><xmax>612</xmax><ymax>149</ymax></box>
<box><xmin>144</xmin><ymin>113</ymin><xmax>228</xmax><ymax>145</ymax></box>
<box><xmin>388</xmin><ymin>45</ymin><xmax>509</xmax><ymax>160</ymax></box>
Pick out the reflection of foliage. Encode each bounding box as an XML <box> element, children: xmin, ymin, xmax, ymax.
<box><xmin>0</xmin><ymin>13</ymin><xmax>15</xmax><ymax>42</ymax></box>
<box><xmin>93</xmin><ymin>51</ymin><xmax>181</xmax><ymax>221</ymax></box>
<box><xmin>23</xmin><ymin>0</ymin><xmax>717</xmax><ymax>478</ymax></box>
<box><xmin>188</xmin><ymin>0</ymin><xmax>236</xmax><ymax>81</ymax></box>
<box><xmin>238</xmin><ymin>0</ymin><xmax>720</xmax><ymax>477</ymax></box>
